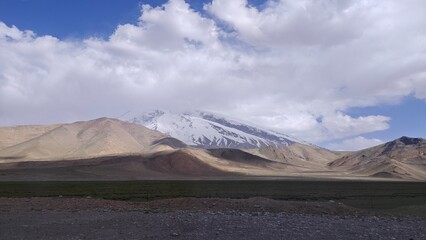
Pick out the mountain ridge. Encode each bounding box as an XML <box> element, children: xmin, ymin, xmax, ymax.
<box><xmin>0</xmin><ymin>117</ymin><xmax>425</xmax><ymax>181</ymax></box>
<box><xmin>328</xmin><ymin>136</ymin><xmax>426</xmax><ymax>180</ymax></box>
<box><xmin>127</xmin><ymin>110</ymin><xmax>308</xmax><ymax>149</ymax></box>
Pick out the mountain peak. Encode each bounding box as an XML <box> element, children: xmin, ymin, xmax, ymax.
<box><xmin>397</xmin><ymin>136</ymin><xmax>424</xmax><ymax>145</ymax></box>
<box><xmin>127</xmin><ymin>110</ymin><xmax>306</xmax><ymax>149</ymax></box>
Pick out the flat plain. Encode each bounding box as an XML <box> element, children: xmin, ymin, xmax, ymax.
<box><xmin>0</xmin><ymin>180</ymin><xmax>425</xmax><ymax>240</ymax></box>
<box><xmin>1</xmin><ymin>180</ymin><xmax>425</xmax><ymax>210</ymax></box>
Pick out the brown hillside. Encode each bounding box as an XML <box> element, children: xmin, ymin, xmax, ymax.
<box><xmin>328</xmin><ymin>137</ymin><xmax>426</xmax><ymax>180</ymax></box>
<box><xmin>0</xmin><ymin>118</ymin><xmax>166</xmax><ymax>162</ymax></box>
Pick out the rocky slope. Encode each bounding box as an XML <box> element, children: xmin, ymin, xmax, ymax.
<box><xmin>328</xmin><ymin>137</ymin><xmax>426</xmax><ymax>180</ymax></box>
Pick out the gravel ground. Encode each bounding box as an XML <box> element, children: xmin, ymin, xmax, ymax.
<box><xmin>0</xmin><ymin>197</ymin><xmax>425</xmax><ymax>240</ymax></box>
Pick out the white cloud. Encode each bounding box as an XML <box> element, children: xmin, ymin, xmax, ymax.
<box><xmin>321</xmin><ymin>113</ymin><xmax>390</xmax><ymax>139</ymax></box>
<box><xmin>139</xmin><ymin>0</ymin><xmax>220</xmax><ymax>48</ymax></box>
<box><xmin>412</xmin><ymin>71</ymin><xmax>426</xmax><ymax>100</ymax></box>
<box><xmin>0</xmin><ymin>22</ymin><xmax>35</xmax><ymax>40</ymax></box>
<box><xmin>206</xmin><ymin>0</ymin><xmax>368</xmax><ymax>48</ymax></box>
<box><xmin>0</xmin><ymin>0</ymin><xmax>425</xmax><ymax>147</ymax></box>
<box><xmin>326</xmin><ymin>136</ymin><xmax>384</xmax><ymax>151</ymax></box>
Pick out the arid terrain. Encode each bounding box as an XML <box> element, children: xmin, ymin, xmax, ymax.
<box><xmin>2</xmin><ymin>0</ymin><xmax>425</xmax><ymax>239</ymax></box>
<box><xmin>0</xmin><ymin>118</ymin><xmax>425</xmax><ymax>181</ymax></box>
<box><xmin>0</xmin><ymin>118</ymin><xmax>425</xmax><ymax>239</ymax></box>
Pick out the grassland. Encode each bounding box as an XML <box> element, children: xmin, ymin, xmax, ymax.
<box><xmin>0</xmin><ymin>180</ymin><xmax>425</xmax><ymax>210</ymax></box>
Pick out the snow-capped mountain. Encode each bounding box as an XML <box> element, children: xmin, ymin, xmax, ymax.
<box><xmin>126</xmin><ymin>110</ymin><xmax>306</xmax><ymax>149</ymax></box>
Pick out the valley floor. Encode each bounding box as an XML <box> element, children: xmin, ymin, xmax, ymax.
<box><xmin>0</xmin><ymin>197</ymin><xmax>425</xmax><ymax>240</ymax></box>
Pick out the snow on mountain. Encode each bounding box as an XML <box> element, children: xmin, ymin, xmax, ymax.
<box><xmin>126</xmin><ymin>110</ymin><xmax>308</xmax><ymax>149</ymax></box>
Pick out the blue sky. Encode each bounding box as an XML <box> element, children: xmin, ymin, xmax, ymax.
<box><xmin>346</xmin><ymin>96</ymin><xmax>426</xmax><ymax>141</ymax></box>
<box><xmin>0</xmin><ymin>0</ymin><xmax>425</xmax><ymax>150</ymax></box>
<box><xmin>0</xmin><ymin>0</ymin><xmax>143</xmax><ymax>39</ymax></box>
<box><xmin>0</xmin><ymin>0</ymin><xmax>268</xmax><ymax>39</ymax></box>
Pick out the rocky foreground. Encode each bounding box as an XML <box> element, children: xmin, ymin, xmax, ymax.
<box><xmin>0</xmin><ymin>197</ymin><xmax>425</xmax><ymax>240</ymax></box>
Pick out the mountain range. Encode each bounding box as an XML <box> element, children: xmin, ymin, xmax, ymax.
<box><xmin>0</xmin><ymin>111</ymin><xmax>424</xmax><ymax>181</ymax></box>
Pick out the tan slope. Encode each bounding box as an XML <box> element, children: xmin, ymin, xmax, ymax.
<box><xmin>0</xmin><ymin>118</ymin><xmax>166</xmax><ymax>162</ymax></box>
<box><xmin>182</xmin><ymin>147</ymin><xmax>327</xmax><ymax>177</ymax></box>
<box><xmin>0</xmin><ymin>148</ymin><xmax>266</xmax><ymax>179</ymax></box>
<box><xmin>0</xmin><ymin>151</ymin><xmax>231</xmax><ymax>180</ymax></box>
<box><xmin>142</xmin><ymin>149</ymin><xmax>229</xmax><ymax>176</ymax></box>
<box><xmin>0</xmin><ymin>145</ymin><xmax>359</xmax><ymax>180</ymax></box>
<box><xmin>0</xmin><ymin>124</ymin><xmax>59</xmax><ymax>150</ymax></box>
<box><xmin>328</xmin><ymin>137</ymin><xmax>426</xmax><ymax>180</ymax></box>
<box><xmin>245</xmin><ymin>143</ymin><xmax>342</xmax><ymax>170</ymax></box>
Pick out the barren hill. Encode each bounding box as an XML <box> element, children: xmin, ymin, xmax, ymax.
<box><xmin>0</xmin><ymin>118</ymin><xmax>167</xmax><ymax>162</ymax></box>
<box><xmin>328</xmin><ymin>137</ymin><xmax>426</xmax><ymax>180</ymax></box>
<box><xmin>0</xmin><ymin>124</ymin><xmax>59</xmax><ymax>150</ymax></box>
<box><xmin>245</xmin><ymin>143</ymin><xmax>343</xmax><ymax>170</ymax></box>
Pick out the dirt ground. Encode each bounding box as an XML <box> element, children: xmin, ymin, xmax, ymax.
<box><xmin>0</xmin><ymin>197</ymin><xmax>425</xmax><ymax>240</ymax></box>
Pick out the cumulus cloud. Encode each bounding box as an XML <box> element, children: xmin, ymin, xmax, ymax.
<box><xmin>206</xmin><ymin>0</ymin><xmax>368</xmax><ymax>47</ymax></box>
<box><xmin>326</xmin><ymin>136</ymin><xmax>384</xmax><ymax>151</ymax></box>
<box><xmin>0</xmin><ymin>0</ymin><xmax>425</xmax><ymax>148</ymax></box>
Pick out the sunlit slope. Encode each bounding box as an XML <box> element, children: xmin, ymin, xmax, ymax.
<box><xmin>329</xmin><ymin>137</ymin><xmax>426</xmax><ymax>180</ymax></box>
<box><xmin>0</xmin><ymin>118</ymin><xmax>166</xmax><ymax>161</ymax></box>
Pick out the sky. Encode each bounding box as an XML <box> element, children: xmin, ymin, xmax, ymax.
<box><xmin>0</xmin><ymin>0</ymin><xmax>425</xmax><ymax>150</ymax></box>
